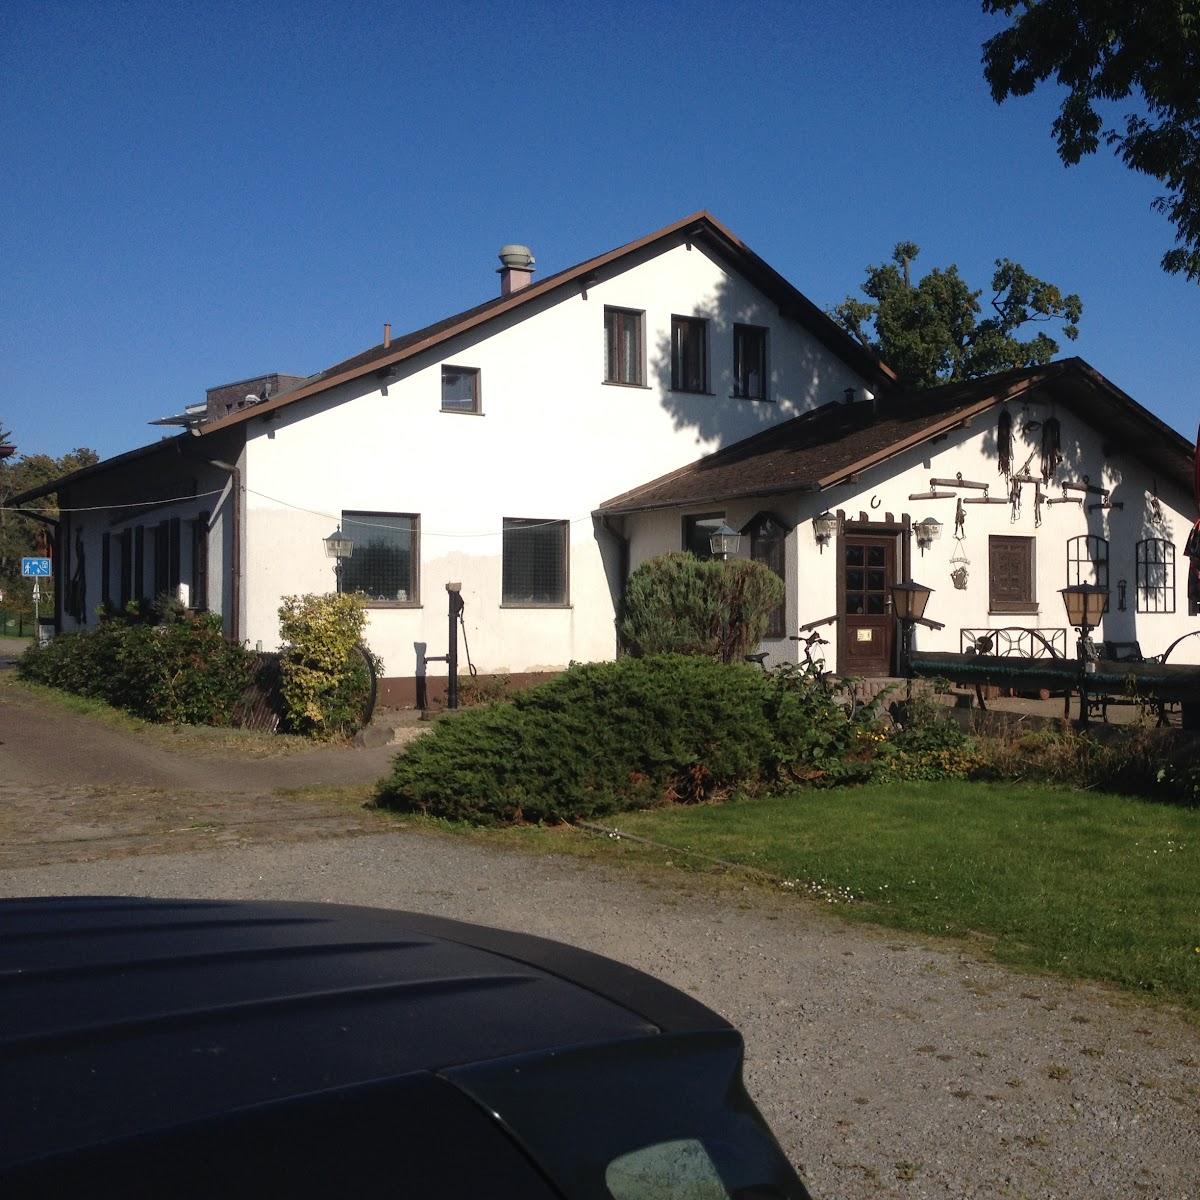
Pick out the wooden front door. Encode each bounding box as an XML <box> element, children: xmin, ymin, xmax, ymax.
<box><xmin>842</xmin><ymin>536</ymin><xmax>895</xmax><ymax>676</ymax></box>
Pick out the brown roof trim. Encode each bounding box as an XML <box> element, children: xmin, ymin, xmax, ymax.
<box><xmin>596</xmin><ymin>357</ymin><xmax>1193</xmax><ymax>517</ymax></box>
<box><xmin>811</xmin><ymin>371</ymin><xmax>1055</xmax><ymax>489</ymax></box>
<box><xmin>5</xmin><ymin>436</ymin><xmax>191</xmax><ymax>507</ymax></box>
<box><xmin>195</xmin><ymin>211</ymin><xmax>895</xmax><ymax>439</ymax></box>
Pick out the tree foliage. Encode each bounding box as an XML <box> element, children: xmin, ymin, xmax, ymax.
<box><xmin>830</xmin><ymin>242</ymin><xmax>1082</xmax><ymax>388</ymax></box>
<box><xmin>619</xmin><ymin>552</ymin><xmax>785</xmax><ymax>663</ymax></box>
<box><xmin>0</xmin><ymin>445</ymin><xmax>99</xmax><ymax>610</ymax></box>
<box><xmin>983</xmin><ymin>0</ymin><xmax>1200</xmax><ymax>281</ymax></box>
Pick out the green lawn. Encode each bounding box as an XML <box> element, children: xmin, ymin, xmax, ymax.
<box><xmin>600</xmin><ymin>781</ymin><xmax>1200</xmax><ymax>1010</ymax></box>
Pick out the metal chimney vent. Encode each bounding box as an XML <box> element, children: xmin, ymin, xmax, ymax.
<box><xmin>497</xmin><ymin>244</ymin><xmax>535</xmax><ymax>270</ymax></box>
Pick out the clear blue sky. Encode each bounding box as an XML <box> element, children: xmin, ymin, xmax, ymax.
<box><xmin>3</xmin><ymin>0</ymin><xmax>1197</xmax><ymax>460</ymax></box>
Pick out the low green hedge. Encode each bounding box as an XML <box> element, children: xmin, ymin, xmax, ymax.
<box><xmin>17</xmin><ymin>613</ymin><xmax>256</xmax><ymax>726</ymax></box>
<box><xmin>377</xmin><ymin>655</ymin><xmax>868</xmax><ymax>824</ymax></box>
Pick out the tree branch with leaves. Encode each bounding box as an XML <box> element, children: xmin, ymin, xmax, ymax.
<box><xmin>983</xmin><ymin>0</ymin><xmax>1200</xmax><ymax>281</ymax></box>
<box><xmin>830</xmin><ymin>242</ymin><xmax>1082</xmax><ymax>388</ymax></box>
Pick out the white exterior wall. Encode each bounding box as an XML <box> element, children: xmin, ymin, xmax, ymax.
<box><xmin>627</xmin><ymin>396</ymin><xmax>1200</xmax><ymax>671</ymax></box>
<box><xmin>240</xmin><ymin>239</ymin><xmax>868</xmax><ymax>683</ymax></box>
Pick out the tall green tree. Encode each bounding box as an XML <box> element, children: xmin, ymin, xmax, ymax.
<box><xmin>830</xmin><ymin>242</ymin><xmax>1082</xmax><ymax>388</ymax></box>
<box><xmin>983</xmin><ymin>1</ymin><xmax>1200</xmax><ymax>281</ymax></box>
<box><xmin>0</xmin><ymin>445</ymin><xmax>99</xmax><ymax>610</ymax></box>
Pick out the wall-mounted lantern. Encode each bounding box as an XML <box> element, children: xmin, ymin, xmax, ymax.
<box><xmin>708</xmin><ymin>522</ymin><xmax>743</xmax><ymax>561</ymax></box>
<box><xmin>812</xmin><ymin>511</ymin><xmax>838</xmax><ymax>552</ymax></box>
<box><xmin>914</xmin><ymin>517</ymin><xmax>943</xmax><ymax>554</ymax></box>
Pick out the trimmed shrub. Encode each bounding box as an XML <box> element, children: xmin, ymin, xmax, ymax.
<box><xmin>277</xmin><ymin>592</ymin><xmax>378</xmax><ymax>738</ymax></box>
<box><xmin>619</xmin><ymin>553</ymin><xmax>785</xmax><ymax>663</ymax></box>
<box><xmin>17</xmin><ymin>612</ymin><xmax>255</xmax><ymax>725</ymax></box>
<box><xmin>377</xmin><ymin>654</ymin><xmax>863</xmax><ymax>824</ymax></box>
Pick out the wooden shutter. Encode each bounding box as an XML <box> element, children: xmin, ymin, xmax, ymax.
<box><xmin>989</xmin><ymin>536</ymin><xmax>1035</xmax><ymax>612</ymax></box>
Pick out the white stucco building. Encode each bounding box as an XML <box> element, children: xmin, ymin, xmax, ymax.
<box><xmin>18</xmin><ymin>213</ymin><xmax>1199</xmax><ymax>702</ymax></box>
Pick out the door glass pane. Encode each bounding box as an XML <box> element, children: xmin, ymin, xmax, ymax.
<box><xmin>867</xmin><ymin>569</ymin><xmax>885</xmax><ymax>590</ymax></box>
<box><xmin>846</xmin><ymin>545</ymin><xmax>864</xmax><ymax>566</ymax></box>
<box><xmin>846</xmin><ymin>568</ymin><xmax>863</xmax><ymax>590</ymax></box>
<box><xmin>867</xmin><ymin>546</ymin><xmax>885</xmax><ymax>567</ymax></box>
<box><xmin>866</xmin><ymin>594</ymin><xmax>885</xmax><ymax>614</ymax></box>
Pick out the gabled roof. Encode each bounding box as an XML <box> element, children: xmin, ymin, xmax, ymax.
<box><xmin>597</xmin><ymin>359</ymin><xmax>1196</xmax><ymax>514</ymax></box>
<box><xmin>195</xmin><ymin>210</ymin><xmax>896</xmax><ymax>437</ymax></box>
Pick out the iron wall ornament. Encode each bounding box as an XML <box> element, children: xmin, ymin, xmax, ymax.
<box><xmin>997</xmin><ymin>409</ymin><xmax>1013</xmax><ymax>478</ymax></box>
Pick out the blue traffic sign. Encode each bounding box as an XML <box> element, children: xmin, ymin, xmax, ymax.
<box><xmin>21</xmin><ymin>557</ymin><xmax>52</xmax><ymax>578</ymax></box>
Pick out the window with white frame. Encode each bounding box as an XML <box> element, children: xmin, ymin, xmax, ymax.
<box><xmin>341</xmin><ymin>512</ymin><xmax>420</xmax><ymax>604</ymax></box>
<box><xmin>1066</xmin><ymin>534</ymin><xmax>1108</xmax><ymax>587</ymax></box>
<box><xmin>1136</xmin><ymin>538</ymin><xmax>1175</xmax><ymax>613</ymax></box>
<box><xmin>502</xmin><ymin>518</ymin><xmax>569</xmax><ymax>605</ymax></box>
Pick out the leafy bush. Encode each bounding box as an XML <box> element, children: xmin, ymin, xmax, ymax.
<box><xmin>890</xmin><ymin>694</ymin><xmax>968</xmax><ymax>752</ymax></box>
<box><xmin>17</xmin><ymin>611</ymin><xmax>255</xmax><ymax>725</ymax></box>
<box><xmin>619</xmin><ymin>553</ymin><xmax>785</xmax><ymax>663</ymax></box>
<box><xmin>378</xmin><ymin>655</ymin><xmax>864</xmax><ymax>824</ymax></box>
<box><xmin>277</xmin><ymin>592</ymin><xmax>378</xmax><ymax>738</ymax></box>
<box><xmin>968</xmin><ymin>725</ymin><xmax>1200</xmax><ymax>805</ymax></box>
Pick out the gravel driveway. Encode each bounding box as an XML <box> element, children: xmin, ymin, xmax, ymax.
<box><xmin>3</xmin><ymin>831</ymin><xmax>1196</xmax><ymax>1199</ymax></box>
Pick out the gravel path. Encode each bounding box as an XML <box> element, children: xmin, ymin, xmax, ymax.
<box><xmin>0</xmin><ymin>679</ymin><xmax>398</xmax><ymax>791</ymax></box>
<box><xmin>3</xmin><ymin>832</ymin><xmax>1196</xmax><ymax>1199</ymax></box>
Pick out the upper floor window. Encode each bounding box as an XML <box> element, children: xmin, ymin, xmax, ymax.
<box><xmin>503</xmin><ymin>518</ymin><xmax>569</xmax><ymax>606</ymax></box>
<box><xmin>671</xmin><ymin>316</ymin><xmax>708</xmax><ymax>393</ymax></box>
<box><xmin>733</xmin><ymin>324</ymin><xmax>767</xmax><ymax>400</ymax></box>
<box><xmin>604</xmin><ymin>307</ymin><xmax>643</xmax><ymax>386</ymax></box>
<box><xmin>442</xmin><ymin>366</ymin><xmax>480</xmax><ymax>413</ymax></box>
<box><xmin>341</xmin><ymin>511</ymin><xmax>420</xmax><ymax>605</ymax></box>
<box><xmin>1136</xmin><ymin>538</ymin><xmax>1175</xmax><ymax>613</ymax></box>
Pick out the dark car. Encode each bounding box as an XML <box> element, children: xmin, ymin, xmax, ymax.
<box><xmin>0</xmin><ymin>896</ymin><xmax>810</xmax><ymax>1198</ymax></box>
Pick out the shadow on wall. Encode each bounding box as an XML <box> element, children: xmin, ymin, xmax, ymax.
<box><xmin>971</xmin><ymin>395</ymin><xmax>1181</xmax><ymax>653</ymax></box>
<box><xmin>649</xmin><ymin>270</ymin><xmax>843</xmax><ymax>449</ymax></box>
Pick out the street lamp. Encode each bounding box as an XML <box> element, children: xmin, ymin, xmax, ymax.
<box><xmin>1061</xmin><ymin>582</ymin><xmax>1107</xmax><ymax>728</ymax></box>
<box><xmin>708</xmin><ymin>522</ymin><xmax>743</xmax><ymax>561</ymax></box>
<box><xmin>889</xmin><ymin>579</ymin><xmax>937</xmax><ymax>702</ymax></box>
<box><xmin>324</xmin><ymin>526</ymin><xmax>354</xmax><ymax>590</ymax></box>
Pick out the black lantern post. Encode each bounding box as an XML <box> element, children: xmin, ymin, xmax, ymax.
<box><xmin>1060</xmin><ymin>583</ymin><xmax>1107</xmax><ymax>728</ymax></box>
<box><xmin>323</xmin><ymin>527</ymin><xmax>354</xmax><ymax>591</ymax></box>
<box><xmin>889</xmin><ymin>579</ymin><xmax>942</xmax><ymax>702</ymax></box>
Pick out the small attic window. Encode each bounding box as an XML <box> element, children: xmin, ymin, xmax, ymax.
<box><xmin>442</xmin><ymin>366</ymin><xmax>481</xmax><ymax>414</ymax></box>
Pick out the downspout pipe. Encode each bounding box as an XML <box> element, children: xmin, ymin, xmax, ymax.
<box><xmin>199</xmin><ymin>457</ymin><xmax>242</xmax><ymax>644</ymax></box>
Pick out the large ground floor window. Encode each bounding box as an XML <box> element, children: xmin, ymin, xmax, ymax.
<box><xmin>341</xmin><ymin>512</ymin><xmax>420</xmax><ymax>605</ymax></box>
<box><xmin>502</xmin><ymin>518</ymin><xmax>569</xmax><ymax>606</ymax></box>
